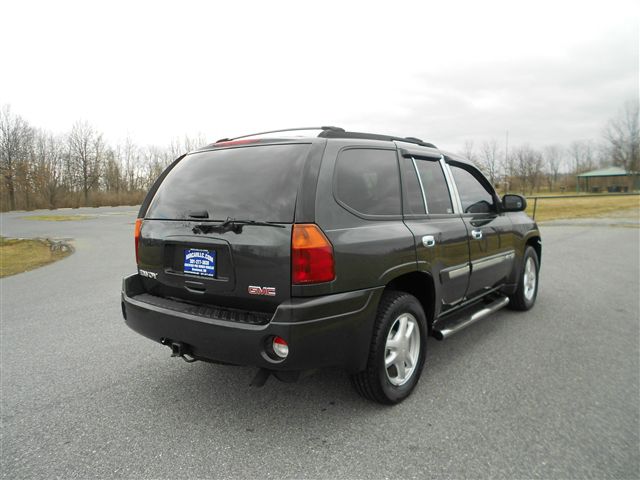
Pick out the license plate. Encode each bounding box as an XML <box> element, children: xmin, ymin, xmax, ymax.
<box><xmin>184</xmin><ymin>248</ymin><xmax>216</xmax><ymax>278</ymax></box>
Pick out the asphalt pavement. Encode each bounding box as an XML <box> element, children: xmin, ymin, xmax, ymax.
<box><xmin>1</xmin><ymin>207</ymin><xmax>639</xmax><ymax>479</ymax></box>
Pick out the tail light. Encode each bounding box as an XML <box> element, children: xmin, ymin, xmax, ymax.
<box><xmin>291</xmin><ymin>224</ymin><xmax>335</xmax><ymax>284</ymax></box>
<box><xmin>134</xmin><ymin>218</ymin><xmax>143</xmax><ymax>264</ymax></box>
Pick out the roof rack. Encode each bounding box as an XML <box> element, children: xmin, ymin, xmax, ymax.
<box><xmin>216</xmin><ymin>126</ymin><xmax>344</xmax><ymax>143</ymax></box>
<box><xmin>214</xmin><ymin>126</ymin><xmax>436</xmax><ymax>149</ymax></box>
<box><xmin>318</xmin><ymin>130</ymin><xmax>436</xmax><ymax>148</ymax></box>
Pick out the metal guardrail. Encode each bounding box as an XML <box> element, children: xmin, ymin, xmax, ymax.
<box><xmin>525</xmin><ymin>192</ymin><xmax>640</xmax><ymax>220</ymax></box>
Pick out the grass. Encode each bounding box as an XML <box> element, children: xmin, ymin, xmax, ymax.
<box><xmin>526</xmin><ymin>195</ymin><xmax>640</xmax><ymax>222</ymax></box>
<box><xmin>21</xmin><ymin>214</ymin><xmax>95</xmax><ymax>221</ymax></box>
<box><xmin>0</xmin><ymin>237</ymin><xmax>72</xmax><ymax>278</ymax></box>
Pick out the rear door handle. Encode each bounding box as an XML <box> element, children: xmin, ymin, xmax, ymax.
<box><xmin>422</xmin><ymin>235</ymin><xmax>436</xmax><ymax>247</ymax></box>
<box><xmin>471</xmin><ymin>230</ymin><xmax>483</xmax><ymax>240</ymax></box>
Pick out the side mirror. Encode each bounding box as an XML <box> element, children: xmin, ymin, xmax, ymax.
<box><xmin>501</xmin><ymin>194</ymin><xmax>527</xmax><ymax>212</ymax></box>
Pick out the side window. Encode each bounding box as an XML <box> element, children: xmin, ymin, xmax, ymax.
<box><xmin>450</xmin><ymin>164</ymin><xmax>496</xmax><ymax>214</ymax></box>
<box><xmin>335</xmin><ymin>148</ymin><xmax>401</xmax><ymax>216</ymax></box>
<box><xmin>414</xmin><ymin>159</ymin><xmax>454</xmax><ymax>214</ymax></box>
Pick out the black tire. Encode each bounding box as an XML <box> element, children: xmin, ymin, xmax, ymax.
<box><xmin>508</xmin><ymin>246</ymin><xmax>539</xmax><ymax>311</ymax></box>
<box><xmin>351</xmin><ymin>291</ymin><xmax>427</xmax><ymax>405</ymax></box>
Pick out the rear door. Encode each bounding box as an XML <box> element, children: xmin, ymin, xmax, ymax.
<box><xmin>137</xmin><ymin>143</ymin><xmax>313</xmax><ymax>313</ymax></box>
<box><xmin>399</xmin><ymin>150</ymin><xmax>471</xmax><ymax>307</ymax></box>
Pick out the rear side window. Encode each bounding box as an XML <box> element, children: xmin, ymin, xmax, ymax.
<box><xmin>335</xmin><ymin>149</ymin><xmax>401</xmax><ymax>216</ymax></box>
<box><xmin>414</xmin><ymin>159</ymin><xmax>453</xmax><ymax>214</ymax></box>
<box><xmin>146</xmin><ymin>144</ymin><xmax>310</xmax><ymax>222</ymax></box>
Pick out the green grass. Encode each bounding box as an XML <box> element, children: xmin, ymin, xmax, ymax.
<box><xmin>0</xmin><ymin>237</ymin><xmax>72</xmax><ymax>277</ymax></box>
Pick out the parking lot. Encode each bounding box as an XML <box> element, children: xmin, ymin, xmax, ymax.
<box><xmin>1</xmin><ymin>207</ymin><xmax>639</xmax><ymax>479</ymax></box>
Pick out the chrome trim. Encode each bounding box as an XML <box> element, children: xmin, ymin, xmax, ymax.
<box><xmin>441</xmin><ymin>264</ymin><xmax>470</xmax><ymax>281</ymax></box>
<box><xmin>411</xmin><ymin>156</ymin><xmax>428</xmax><ymax>214</ymax></box>
<box><xmin>440</xmin><ymin>157</ymin><xmax>463</xmax><ymax>214</ymax></box>
<box><xmin>422</xmin><ymin>235</ymin><xmax>436</xmax><ymax>247</ymax></box>
<box><xmin>472</xmin><ymin>250</ymin><xmax>516</xmax><ymax>272</ymax></box>
<box><xmin>434</xmin><ymin>296</ymin><xmax>510</xmax><ymax>340</ymax></box>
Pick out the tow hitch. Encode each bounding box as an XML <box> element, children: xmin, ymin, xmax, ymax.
<box><xmin>161</xmin><ymin>338</ymin><xmax>198</xmax><ymax>363</ymax></box>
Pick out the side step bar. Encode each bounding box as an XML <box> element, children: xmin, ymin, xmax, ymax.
<box><xmin>432</xmin><ymin>296</ymin><xmax>510</xmax><ymax>340</ymax></box>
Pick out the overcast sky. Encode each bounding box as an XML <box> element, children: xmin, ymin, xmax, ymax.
<box><xmin>1</xmin><ymin>0</ymin><xmax>638</xmax><ymax>152</ymax></box>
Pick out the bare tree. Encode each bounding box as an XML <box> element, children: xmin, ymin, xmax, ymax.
<box><xmin>68</xmin><ymin>121</ymin><xmax>104</xmax><ymax>204</ymax></box>
<box><xmin>459</xmin><ymin>139</ymin><xmax>479</xmax><ymax>167</ymax></box>
<box><xmin>142</xmin><ymin>145</ymin><xmax>173</xmax><ymax>189</ymax></box>
<box><xmin>183</xmin><ymin>133</ymin><xmax>208</xmax><ymax>152</ymax></box>
<box><xmin>32</xmin><ymin>130</ymin><xmax>65</xmax><ymax>208</ymax></box>
<box><xmin>479</xmin><ymin>139</ymin><xmax>501</xmax><ymax>187</ymax></box>
<box><xmin>543</xmin><ymin>144</ymin><xmax>564</xmax><ymax>191</ymax></box>
<box><xmin>0</xmin><ymin>105</ymin><xmax>33</xmax><ymax>210</ymax></box>
<box><xmin>103</xmin><ymin>147</ymin><xmax>122</xmax><ymax>193</ymax></box>
<box><xmin>119</xmin><ymin>137</ymin><xmax>141</xmax><ymax>191</ymax></box>
<box><xmin>169</xmin><ymin>133</ymin><xmax>209</xmax><ymax>159</ymax></box>
<box><xmin>19</xmin><ymin>141</ymin><xmax>35</xmax><ymax>209</ymax></box>
<box><xmin>605</xmin><ymin>100</ymin><xmax>640</xmax><ymax>172</ymax></box>
<box><xmin>568</xmin><ymin>140</ymin><xmax>596</xmax><ymax>174</ymax></box>
<box><xmin>1</xmin><ymin>105</ymin><xmax>218</xmax><ymax>210</ymax></box>
<box><xmin>512</xmin><ymin>144</ymin><xmax>543</xmax><ymax>195</ymax></box>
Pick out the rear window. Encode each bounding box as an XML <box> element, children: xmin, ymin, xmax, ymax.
<box><xmin>146</xmin><ymin>144</ymin><xmax>310</xmax><ymax>222</ymax></box>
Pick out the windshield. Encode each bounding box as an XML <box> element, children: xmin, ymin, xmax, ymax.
<box><xmin>146</xmin><ymin>144</ymin><xmax>310</xmax><ymax>223</ymax></box>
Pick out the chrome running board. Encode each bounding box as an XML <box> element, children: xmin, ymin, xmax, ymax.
<box><xmin>433</xmin><ymin>296</ymin><xmax>510</xmax><ymax>340</ymax></box>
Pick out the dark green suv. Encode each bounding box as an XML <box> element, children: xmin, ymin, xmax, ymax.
<box><xmin>121</xmin><ymin>127</ymin><xmax>541</xmax><ymax>404</ymax></box>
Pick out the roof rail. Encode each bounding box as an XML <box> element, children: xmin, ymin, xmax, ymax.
<box><xmin>318</xmin><ymin>129</ymin><xmax>436</xmax><ymax>148</ymax></box>
<box><xmin>213</xmin><ymin>126</ymin><xmax>436</xmax><ymax>149</ymax></box>
<box><xmin>216</xmin><ymin>126</ymin><xmax>344</xmax><ymax>143</ymax></box>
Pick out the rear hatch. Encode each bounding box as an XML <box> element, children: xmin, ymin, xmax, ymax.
<box><xmin>137</xmin><ymin>143</ymin><xmax>312</xmax><ymax>313</ymax></box>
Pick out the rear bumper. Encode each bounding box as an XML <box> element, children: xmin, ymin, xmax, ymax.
<box><xmin>121</xmin><ymin>274</ymin><xmax>383</xmax><ymax>373</ymax></box>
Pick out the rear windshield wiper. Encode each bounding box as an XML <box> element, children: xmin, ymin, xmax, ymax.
<box><xmin>192</xmin><ymin>217</ymin><xmax>286</xmax><ymax>234</ymax></box>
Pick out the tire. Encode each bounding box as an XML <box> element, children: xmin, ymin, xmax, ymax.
<box><xmin>508</xmin><ymin>246</ymin><xmax>539</xmax><ymax>311</ymax></box>
<box><xmin>351</xmin><ymin>291</ymin><xmax>427</xmax><ymax>405</ymax></box>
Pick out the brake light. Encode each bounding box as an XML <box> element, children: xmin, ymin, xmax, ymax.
<box><xmin>134</xmin><ymin>218</ymin><xmax>143</xmax><ymax>264</ymax></box>
<box><xmin>291</xmin><ymin>224</ymin><xmax>335</xmax><ymax>284</ymax></box>
<box><xmin>213</xmin><ymin>139</ymin><xmax>259</xmax><ymax>147</ymax></box>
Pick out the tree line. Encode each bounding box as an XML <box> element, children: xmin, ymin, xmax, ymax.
<box><xmin>459</xmin><ymin>100</ymin><xmax>639</xmax><ymax>194</ymax></box>
<box><xmin>0</xmin><ymin>105</ymin><xmax>208</xmax><ymax>211</ymax></box>
<box><xmin>1</xmin><ymin>100</ymin><xmax>638</xmax><ymax>211</ymax></box>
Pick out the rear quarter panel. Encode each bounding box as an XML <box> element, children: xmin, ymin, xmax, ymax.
<box><xmin>292</xmin><ymin>139</ymin><xmax>417</xmax><ymax>297</ymax></box>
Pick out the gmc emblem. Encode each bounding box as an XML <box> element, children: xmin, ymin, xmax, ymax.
<box><xmin>248</xmin><ymin>285</ymin><xmax>276</xmax><ymax>296</ymax></box>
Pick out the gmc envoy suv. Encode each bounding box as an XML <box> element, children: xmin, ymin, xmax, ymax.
<box><xmin>121</xmin><ymin>127</ymin><xmax>541</xmax><ymax>404</ymax></box>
